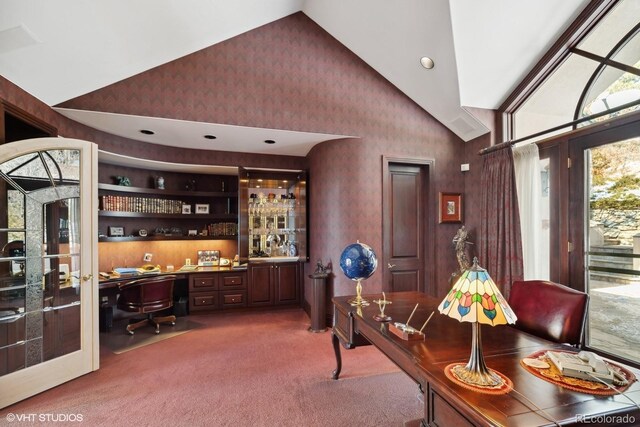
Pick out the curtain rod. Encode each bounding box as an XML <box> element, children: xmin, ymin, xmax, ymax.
<box><xmin>479</xmin><ymin>98</ymin><xmax>640</xmax><ymax>155</ymax></box>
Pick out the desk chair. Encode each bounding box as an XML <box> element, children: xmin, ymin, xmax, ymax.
<box><xmin>509</xmin><ymin>280</ymin><xmax>589</xmax><ymax>347</ymax></box>
<box><xmin>117</xmin><ymin>275</ymin><xmax>177</xmax><ymax>335</ymax></box>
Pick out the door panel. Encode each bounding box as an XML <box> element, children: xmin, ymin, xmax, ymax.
<box><xmin>383</xmin><ymin>162</ymin><xmax>429</xmax><ymax>293</ymax></box>
<box><xmin>569</xmin><ymin>121</ymin><xmax>640</xmax><ymax>365</ymax></box>
<box><xmin>276</xmin><ymin>263</ymin><xmax>298</xmax><ymax>304</ymax></box>
<box><xmin>0</xmin><ymin>138</ymin><xmax>98</xmax><ymax>408</ymax></box>
<box><xmin>248</xmin><ymin>263</ymin><xmax>274</xmax><ymax>306</ymax></box>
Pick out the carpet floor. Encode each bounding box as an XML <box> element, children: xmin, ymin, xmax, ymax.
<box><xmin>2</xmin><ymin>308</ymin><xmax>423</xmax><ymax>426</ymax></box>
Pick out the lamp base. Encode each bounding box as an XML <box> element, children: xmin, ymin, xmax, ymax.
<box><xmin>444</xmin><ymin>363</ymin><xmax>512</xmax><ymax>395</ymax></box>
<box><xmin>451</xmin><ymin>363</ymin><xmax>504</xmax><ymax>387</ymax></box>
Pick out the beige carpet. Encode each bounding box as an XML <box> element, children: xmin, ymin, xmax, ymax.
<box><xmin>100</xmin><ymin>317</ymin><xmax>200</xmax><ymax>354</ymax></box>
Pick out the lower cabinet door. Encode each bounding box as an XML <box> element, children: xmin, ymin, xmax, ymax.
<box><xmin>248</xmin><ymin>263</ymin><xmax>275</xmax><ymax>306</ymax></box>
<box><xmin>275</xmin><ymin>262</ymin><xmax>299</xmax><ymax>305</ymax></box>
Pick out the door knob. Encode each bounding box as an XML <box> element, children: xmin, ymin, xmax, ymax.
<box><xmin>388</xmin><ymin>263</ymin><xmax>396</xmax><ymax>269</ymax></box>
<box><xmin>82</xmin><ymin>274</ymin><xmax>93</xmax><ymax>282</ymax></box>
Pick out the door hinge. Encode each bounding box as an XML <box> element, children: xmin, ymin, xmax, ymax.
<box><xmin>568</xmin><ymin>242</ymin><xmax>574</xmax><ymax>252</ymax></box>
<box><xmin>567</xmin><ymin>158</ymin><xmax>572</xmax><ymax>169</ymax></box>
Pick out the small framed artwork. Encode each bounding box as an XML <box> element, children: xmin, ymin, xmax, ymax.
<box><xmin>188</xmin><ymin>229</ymin><xmax>198</xmax><ymax>236</ymax></box>
<box><xmin>197</xmin><ymin>250</ymin><xmax>219</xmax><ymax>266</ymax></box>
<box><xmin>108</xmin><ymin>226</ymin><xmax>125</xmax><ymax>237</ymax></box>
<box><xmin>439</xmin><ymin>193</ymin><xmax>462</xmax><ymax>223</ymax></box>
<box><xmin>195</xmin><ymin>204</ymin><xmax>209</xmax><ymax>214</ymax></box>
<box><xmin>182</xmin><ymin>204</ymin><xmax>191</xmax><ymax>214</ymax></box>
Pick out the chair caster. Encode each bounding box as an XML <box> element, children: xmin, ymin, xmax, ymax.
<box><xmin>127</xmin><ymin>330</ymin><xmax>134</xmax><ymax>335</ymax></box>
<box><xmin>170</xmin><ymin>321</ymin><xmax>176</xmax><ymax>326</ymax></box>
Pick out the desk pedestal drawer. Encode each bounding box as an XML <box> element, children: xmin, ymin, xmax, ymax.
<box><xmin>222</xmin><ymin>291</ymin><xmax>247</xmax><ymax>308</ymax></box>
<box><xmin>190</xmin><ymin>292</ymin><xmax>220</xmax><ymax>311</ymax></box>
<box><xmin>190</xmin><ymin>275</ymin><xmax>218</xmax><ymax>291</ymax></box>
<box><xmin>428</xmin><ymin>389</ymin><xmax>473</xmax><ymax>427</ymax></box>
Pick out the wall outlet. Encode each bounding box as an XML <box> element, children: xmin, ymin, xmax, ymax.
<box><xmin>461</xmin><ymin>163</ymin><xmax>470</xmax><ymax>172</ymax></box>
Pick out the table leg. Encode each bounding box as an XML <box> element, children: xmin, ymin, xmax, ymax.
<box><xmin>331</xmin><ymin>331</ymin><xmax>342</xmax><ymax>380</ymax></box>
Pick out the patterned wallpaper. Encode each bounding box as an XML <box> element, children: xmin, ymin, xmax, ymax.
<box><xmin>2</xmin><ymin>12</ymin><xmax>494</xmax><ymax>305</ymax></box>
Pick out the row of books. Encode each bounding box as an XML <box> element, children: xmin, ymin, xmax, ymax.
<box><xmin>100</xmin><ymin>195</ymin><xmax>184</xmax><ymax>214</ymax></box>
<box><xmin>207</xmin><ymin>222</ymin><xmax>238</xmax><ymax>237</ymax></box>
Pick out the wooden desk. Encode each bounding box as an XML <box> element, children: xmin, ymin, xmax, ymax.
<box><xmin>332</xmin><ymin>291</ymin><xmax>640</xmax><ymax>426</ymax></box>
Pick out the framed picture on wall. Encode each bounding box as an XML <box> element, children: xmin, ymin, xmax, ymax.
<box><xmin>439</xmin><ymin>192</ymin><xmax>462</xmax><ymax>223</ymax></box>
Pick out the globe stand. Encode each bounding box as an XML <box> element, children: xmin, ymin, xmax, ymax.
<box><xmin>348</xmin><ymin>279</ymin><xmax>369</xmax><ymax>306</ymax></box>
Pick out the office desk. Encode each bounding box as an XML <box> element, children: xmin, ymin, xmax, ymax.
<box><xmin>332</xmin><ymin>291</ymin><xmax>640</xmax><ymax>426</ymax></box>
<box><xmin>99</xmin><ymin>266</ymin><xmax>249</xmax><ymax>315</ymax></box>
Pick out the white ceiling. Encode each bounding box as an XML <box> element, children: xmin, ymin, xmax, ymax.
<box><xmin>0</xmin><ymin>0</ymin><xmax>590</xmax><ymax>155</ymax></box>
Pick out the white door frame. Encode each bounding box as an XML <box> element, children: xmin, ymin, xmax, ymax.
<box><xmin>0</xmin><ymin>137</ymin><xmax>99</xmax><ymax>408</ymax></box>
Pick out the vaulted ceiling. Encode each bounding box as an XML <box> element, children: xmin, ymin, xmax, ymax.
<box><xmin>0</xmin><ymin>0</ymin><xmax>590</xmax><ymax>155</ymax></box>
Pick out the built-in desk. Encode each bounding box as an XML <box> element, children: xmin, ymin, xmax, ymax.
<box><xmin>98</xmin><ymin>266</ymin><xmax>248</xmax><ymax>315</ymax></box>
<box><xmin>332</xmin><ymin>291</ymin><xmax>640</xmax><ymax>426</ymax></box>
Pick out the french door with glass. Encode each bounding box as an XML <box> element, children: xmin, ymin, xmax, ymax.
<box><xmin>569</xmin><ymin>120</ymin><xmax>640</xmax><ymax>365</ymax></box>
<box><xmin>0</xmin><ymin>137</ymin><xmax>98</xmax><ymax>408</ymax></box>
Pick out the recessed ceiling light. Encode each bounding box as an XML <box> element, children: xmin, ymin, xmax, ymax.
<box><xmin>204</xmin><ymin>134</ymin><xmax>217</xmax><ymax>140</ymax></box>
<box><xmin>420</xmin><ymin>57</ymin><xmax>434</xmax><ymax>69</ymax></box>
<box><xmin>140</xmin><ymin>129</ymin><xmax>155</xmax><ymax>135</ymax></box>
<box><xmin>264</xmin><ymin>139</ymin><xmax>276</xmax><ymax>144</ymax></box>
<box><xmin>257</xmin><ymin>179</ymin><xmax>263</xmax><ymax>182</ymax></box>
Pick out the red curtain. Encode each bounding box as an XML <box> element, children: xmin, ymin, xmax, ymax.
<box><xmin>479</xmin><ymin>147</ymin><xmax>523</xmax><ymax>298</ymax></box>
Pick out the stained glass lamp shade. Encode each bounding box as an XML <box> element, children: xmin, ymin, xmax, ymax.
<box><xmin>438</xmin><ymin>257</ymin><xmax>517</xmax><ymax>387</ymax></box>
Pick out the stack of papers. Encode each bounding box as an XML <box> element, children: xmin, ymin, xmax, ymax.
<box><xmin>178</xmin><ymin>265</ymin><xmax>199</xmax><ymax>272</ymax></box>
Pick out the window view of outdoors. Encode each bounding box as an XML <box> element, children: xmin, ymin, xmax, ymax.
<box><xmin>587</xmin><ymin>137</ymin><xmax>640</xmax><ymax>363</ymax></box>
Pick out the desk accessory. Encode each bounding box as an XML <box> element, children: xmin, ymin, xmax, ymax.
<box><xmin>389</xmin><ymin>303</ymin><xmax>424</xmax><ymax>340</ymax></box>
<box><xmin>520</xmin><ymin>349</ymin><xmax>635</xmax><ymax>395</ymax></box>
<box><xmin>373</xmin><ymin>292</ymin><xmax>392</xmax><ymax>322</ymax></box>
<box><xmin>438</xmin><ymin>257</ymin><xmax>517</xmax><ymax>389</ymax></box>
<box><xmin>339</xmin><ymin>241</ymin><xmax>378</xmax><ymax>306</ymax></box>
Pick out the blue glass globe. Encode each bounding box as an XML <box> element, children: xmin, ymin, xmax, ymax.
<box><xmin>339</xmin><ymin>242</ymin><xmax>378</xmax><ymax>281</ymax></box>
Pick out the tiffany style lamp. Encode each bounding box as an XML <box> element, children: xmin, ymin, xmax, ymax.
<box><xmin>437</xmin><ymin>257</ymin><xmax>517</xmax><ymax>387</ymax></box>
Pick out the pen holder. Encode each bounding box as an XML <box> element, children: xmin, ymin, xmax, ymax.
<box><xmin>389</xmin><ymin>322</ymin><xmax>425</xmax><ymax>341</ymax></box>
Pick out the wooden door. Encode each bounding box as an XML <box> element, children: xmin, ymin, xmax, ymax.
<box><xmin>275</xmin><ymin>262</ymin><xmax>299</xmax><ymax>304</ymax></box>
<box><xmin>0</xmin><ymin>137</ymin><xmax>99</xmax><ymax>408</ymax></box>
<box><xmin>382</xmin><ymin>161</ymin><xmax>431</xmax><ymax>293</ymax></box>
<box><xmin>248</xmin><ymin>263</ymin><xmax>274</xmax><ymax>306</ymax></box>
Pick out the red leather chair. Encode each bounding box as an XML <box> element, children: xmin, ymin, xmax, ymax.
<box><xmin>509</xmin><ymin>280</ymin><xmax>589</xmax><ymax>347</ymax></box>
<box><xmin>117</xmin><ymin>275</ymin><xmax>177</xmax><ymax>335</ymax></box>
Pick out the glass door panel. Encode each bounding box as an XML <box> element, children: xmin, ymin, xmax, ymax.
<box><xmin>585</xmin><ymin>136</ymin><xmax>640</xmax><ymax>364</ymax></box>
<box><xmin>0</xmin><ymin>138</ymin><xmax>97</xmax><ymax>408</ymax></box>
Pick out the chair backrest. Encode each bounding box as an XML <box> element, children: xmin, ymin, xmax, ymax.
<box><xmin>509</xmin><ymin>280</ymin><xmax>589</xmax><ymax>347</ymax></box>
<box><xmin>117</xmin><ymin>275</ymin><xmax>176</xmax><ymax>314</ymax></box>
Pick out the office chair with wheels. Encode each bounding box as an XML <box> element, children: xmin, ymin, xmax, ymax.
<box><xmin>509</xmin><ymin>280</ymin><xmax>589</xmax><ymax>347</ymax></box>
<box><xmin>117</xmin><ymin>275</ymin><xmax>177</xmax><ymax>335</ymax></box>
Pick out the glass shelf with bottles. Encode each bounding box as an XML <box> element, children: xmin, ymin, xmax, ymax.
<box><xmin>248</xmin><ymin>192</ymin><xmax>299</xmax><ymax>258</ymax></box>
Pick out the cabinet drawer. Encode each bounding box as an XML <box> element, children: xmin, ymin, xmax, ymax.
<box><xmin>221</xmin><ymin>291</ymin><xmax>247</xmax><ymax>308</ymax></box>
<box><xmin>190</xmin><ymin>275</ymin><xmax>218</xmax><ymax>291</ymax></box>
<box><xmin>220</xmin><ymin>273</ymin><xmax>245</xmax><ymax>290</ymax></box>
<box><xmin>189</xmin><ymin>292</ymin><xmax>220</xmax><ymax>311</ymax></box>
